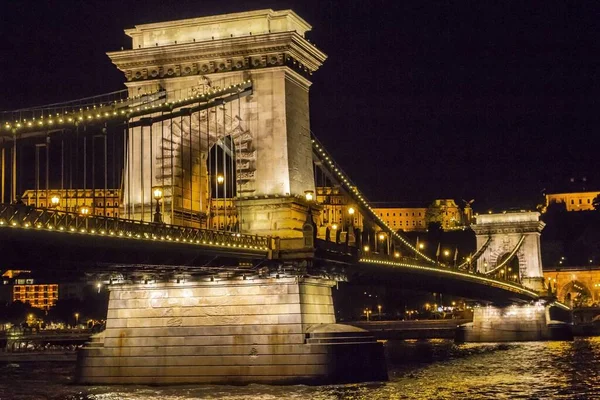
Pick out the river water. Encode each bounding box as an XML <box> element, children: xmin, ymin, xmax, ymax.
<box><xmin>1</xmin><ymin>338</ymin><xmax>599</xmax><ymax>400</ymax></box>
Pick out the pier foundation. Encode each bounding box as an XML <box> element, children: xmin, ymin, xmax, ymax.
<box><xmin>76</xmin><ymin>277</ymin><xmax>387</xmax><ymax>384</ymax></box>
<box><xmin>457</xmin><ymin>302</ymin><xmax>572</xmax><ymax>342</ymax></box>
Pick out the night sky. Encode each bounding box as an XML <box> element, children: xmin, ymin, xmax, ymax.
<box><xmin>1</xmin><ymin>1</ymin><xmax>598</xmax><ymax>211</ymax></box>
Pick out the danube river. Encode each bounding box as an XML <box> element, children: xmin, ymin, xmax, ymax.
<box><xmin>1</xmin><ymin>338</ymin><xmax>599</xmax><ymax>399</ymax></box>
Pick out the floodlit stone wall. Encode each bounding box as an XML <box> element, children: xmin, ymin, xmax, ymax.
<box><xmin>76</xmin><ymin>278</ymin><xmax>338</xmax><ymax>384</ymax></box>
<box><xmin>458</xmin><ymin>303</ymin><xmax>572</xmax><ymax>342</ymax></box>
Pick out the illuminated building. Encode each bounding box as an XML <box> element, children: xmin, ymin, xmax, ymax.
<box><xmin>21</xmin><ymin>189</ymin><xmax>121</xmax><ymax>217</ymax></box>
<box><xmin>316</xmin><ymin>186</ymin><xmax>363</xmax><ymax>227</ymax></box>
<box><xmin>545</xmin><ymin>191</ymin><xmax>600</xmax><ymax>212</ymax></box>
<box><xmin>209</xmin><ymin>198</ymin><xmax>238</xmax><ymax>230</ymax></box>
<box><xmin>427</xmin><ymin>199</ymin><xmax>466</xmax><ymax>230</ymax></box>
<box><xmin>316</xmin><ymin>187</ymin><xmax>470</xmax><ymax>233</ymax></box>
<box><xmin>372</xmin><ymin>203</ymin><xmax>427</xmax><ymax>232</ymax></box>
<box><xmin>13</xmin><ymin>283</ymin><xmax>58</xmax><ymax>310</ymax></box>
<box><xmin>1</xmin><ymin>270</ymin><xmax>58</xmax><ymax>310</ymax></box>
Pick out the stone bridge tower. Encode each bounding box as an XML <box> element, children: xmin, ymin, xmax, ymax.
<box><xmin>108</xmin><ymin>9</ymin><xmax>326</xmax><ymax>238</ymax></box>
<box><xmin>471</xmin><ymin>211</ymin><xmax>546</xmax><ymax>292</ymax></box>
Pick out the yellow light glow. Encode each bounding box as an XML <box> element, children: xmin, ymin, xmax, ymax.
<box><xmin>217</xmin><ymin>175</ymin><xmax>224</xmax><ymax>184</ymax></box>
<box><xmin>153</xmin><ymin>188</ymin><xmax>163</xmax><ymax>200</ymax></box>
<box><xmin>348</xmin><ymin>207</ymin><xmax>355</xmax><ymax>215</ymax></box>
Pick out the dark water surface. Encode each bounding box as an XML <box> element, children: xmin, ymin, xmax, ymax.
<box><xmin>1</xmin><ymin>338</ymin><xmax>599</xmax><ymax>400</ymax></box>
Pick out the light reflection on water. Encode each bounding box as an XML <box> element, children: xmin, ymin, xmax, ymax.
<box><xmin>1</xmin><ymin>337</ymin><xmax>599</xmax><ymax>400</ymax></box>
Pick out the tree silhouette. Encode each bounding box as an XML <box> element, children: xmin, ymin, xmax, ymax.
<box><xmin>593</xmin><ymin>194</ymin><xmax>600</xmax><ymax>211</ymax></box>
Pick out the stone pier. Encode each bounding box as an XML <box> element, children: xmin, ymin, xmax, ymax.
<box><xmin>76</xmin><ymin>277</ymin><xmax>387</xmax><ymax>384</ymax></box>
<box><xmin>457</xmin><ymin>302</ymin><xmax>573</xmax><ymax>342</ymax></box>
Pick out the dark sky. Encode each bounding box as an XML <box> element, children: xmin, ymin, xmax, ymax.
<box><xmin>1</xmin><ymin>1</ymin><xmax>598</xmax><ymax>211</ymax></box>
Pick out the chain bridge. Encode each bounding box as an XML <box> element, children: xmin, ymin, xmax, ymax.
<box><xmin>0</xmin><ymin>9</ymin><xmax>571</xmax><ymax>386</ymax></box>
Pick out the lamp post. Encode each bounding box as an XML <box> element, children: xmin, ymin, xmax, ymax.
<box><xmin>79</xmin><ymin>206</ymin><xmax>90</xmax><ymax>230</ymax></box>
<box><xmin>377</xmin><ymin>304</ymin><xmax>382</xmax><ymax>319</ymax></box>
<box><xmin>74</xmin><ymin>312</ymin><xmax>79</xmax><ymax>327</ymax></box>
<box><xmin>304</xmin><ymin>190</ymin><xmax>314</xmax><ymax>202</ymax></box>
<box><xmin>50</xmin><ymin>195</ymin><xmax>60</xmax><ymax>209</ymax></box>
<box><xmin>217</xmin><ymin>175</ymin><xmax>224</xmax><ymax>230</ymax></box>
<box><xmin>378</xmin><ymin>232</ymin><xmax>389</xmax><ymax>255</ymax></box>
<box><xmin>153</xmin><ymin>187</ymin><xmax>163</xmax><ymax>223</ymax></box>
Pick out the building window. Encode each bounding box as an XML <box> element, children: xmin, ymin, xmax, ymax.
<box><xmin>571</xmin><ymin>200</ymin><xmax>574</xmax><ymax>205</ymax></box>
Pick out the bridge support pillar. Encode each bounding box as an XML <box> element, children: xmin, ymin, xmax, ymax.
<box><xmin>457</xmin><ymin>302</ymin><xmax>572</xmax><ymax>342</ymax></box>
<box><xmin>521</xmin><ymin>277</ymin><xmax>546</xmax><ymax>292</ymax></box>
<box><xmin>76</xmin><ymin>277</ymin><xmax>387</xmax><ymax>384</ymax></box>
<box><xmin>236</xmin><ymin>196</ymin><xmax>320</xmax><ymax>240</ymax></box>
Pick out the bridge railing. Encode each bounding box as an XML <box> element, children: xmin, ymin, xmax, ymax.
<box><xmin>0</xmin><ymin>204</ymin><xmax>271</xmax><ymax>251</ymax></box>
<box><xmin>360</xmin><ymin>251</ymin><xmax>425</xmax><ymax>266</ymax></box>
<box><xmin>360</xmin><ymin>252</ymin><xmax>540</xmax><ymax>296</ymax></box>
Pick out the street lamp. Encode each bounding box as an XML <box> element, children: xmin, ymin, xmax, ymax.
<box><xmin>348</xmin><ymin>207</ymin><xmax>355</xmax><ymax>216</ymax></box>
<box><xmin>153</xmin><ymin>187</ymin><xmax>163</xmax><ymax>223</ymax></box>
<box><xmin>74</xmin><ymin>312</ymin><xmax>79</xmax><ymax>326</ymax></box>
<box><xmin>419</xmin><ymin>242</ymin><xmax>425</xmax><ymax>250</ymax></box>
<box><xmin>79</xmin><ymin>206</ymin><xmax>90</xmax><ymax>216</ymax></box>
<box><xmin>304</xmin><ymin>190</ymin><xmax>314</xmax><ymax>202</ymax></box>
<box><xmin>50</xmin><ymin>195</ymin><xmax>60</xmax><ymax>208</ymax></box>
<box><xmin>377</xmin><ymin>304</ymin><xmax>382</xmax><ymax>318</ymax></box>
<box><xmin>216</xmin><ymin>176</ymin><xmax>225</xmax><ymax>229</ymax></box>
<box><xmin>443</xmin><ymin>249</ymin><xmax>450</xmax><ymax>257</ymax></box>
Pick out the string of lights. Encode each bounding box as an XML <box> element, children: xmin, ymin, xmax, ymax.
<box><xmin>1</xmin><ymin>81</ymin><xmax>252</xmax><ymax>134</ymax></box>
<box><xmin>481</xmin><ymin>235</ymin><xmax>526</xmax><ymax>276</ymax></box>
<box><xmin>311</xmin><ymin>134</ymin><xmax>436</xmax><ymax>264</ymax></box>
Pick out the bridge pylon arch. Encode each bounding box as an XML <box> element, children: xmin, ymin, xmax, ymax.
<box><xmin>108</xmin><ymin>9</ymin><xmax>327</xmax><ymax>239</ymax></box>
<box><xmin>471</xmin><ymin>211</ymin><xmax>546</xmax><ymax>292</ymax></box>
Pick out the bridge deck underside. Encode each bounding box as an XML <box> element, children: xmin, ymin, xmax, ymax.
<box><xmin>0</xmin><ymin>228</ymin><xmax>267</xmax><ymax>280</ymax></box>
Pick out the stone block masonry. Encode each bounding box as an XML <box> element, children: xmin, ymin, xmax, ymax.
<box><xmin>76</xmin><ymin>277</ymin><xmax>387</xmax><ymax>384</ymax></box>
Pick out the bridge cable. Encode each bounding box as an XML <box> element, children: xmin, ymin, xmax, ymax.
<box><xmin>456</xmin><ymin>235</ymin><xmax>492</xmax><ymax>269</ymax></box>
<box><xmin>482</xmin><ymin>235</ymin><xmax>526</xmax><ymax>276</ymax></box>
<box><xmin>311</xmin><ymin>133</ymin><xmax>436</xmax><ymax>264</ymax></box>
